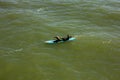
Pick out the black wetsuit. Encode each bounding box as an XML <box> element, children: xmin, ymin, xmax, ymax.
<box><xmin>54</xmin><ymin>35</ymin><xmax>72</xmax><ymax>43</ymax></box>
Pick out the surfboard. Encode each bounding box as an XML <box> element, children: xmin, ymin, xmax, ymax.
<box><xmin>45</xmin><ymin>37</ymin><xmax>76</xmax><ymax>44</ymax></box>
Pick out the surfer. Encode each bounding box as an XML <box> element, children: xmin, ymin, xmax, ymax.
<box><xmin>54</xmin><ymin>35</ymin><xmax>72</xmax><ymax>43</ymax></box>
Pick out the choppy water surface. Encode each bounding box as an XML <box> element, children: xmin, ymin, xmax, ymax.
<box><xmin>0</xmin><ymin>0</ymin><xmax>120</xmax><ymax>80</ymax></box>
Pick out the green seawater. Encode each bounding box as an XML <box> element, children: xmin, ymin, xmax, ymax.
<box><xmin>0</xmin><ymin>0</ymin><xmax>120</xmax><ymax>80</ymax></box>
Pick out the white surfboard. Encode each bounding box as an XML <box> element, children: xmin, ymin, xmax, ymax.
<box><xmin>45</xmin><ymin>37</ymin><xmax>76</xmax><ymax>44</ymax></box>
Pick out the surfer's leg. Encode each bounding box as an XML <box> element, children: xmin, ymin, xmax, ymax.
<box><xmin>54</xmin><ymin>36</ymin><xmax>62</xmax><ymax>41</ymax></box>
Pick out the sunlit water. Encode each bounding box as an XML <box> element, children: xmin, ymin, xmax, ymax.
<box><xmin>0</xmin><ymin>0</ymin><xmax>120</xmax><ymax>80</ymax></box>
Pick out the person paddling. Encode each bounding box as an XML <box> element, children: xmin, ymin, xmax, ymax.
<box><xmin>54</xmin><ymin>35</ymin><xmax>72</xmax><ymax>43</ymax></box>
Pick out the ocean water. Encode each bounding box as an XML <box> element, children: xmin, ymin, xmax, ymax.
<box><xmin>0</xmin><ymin>0</ymin><xmax>120</xmax><ymax>80</ymax></box>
